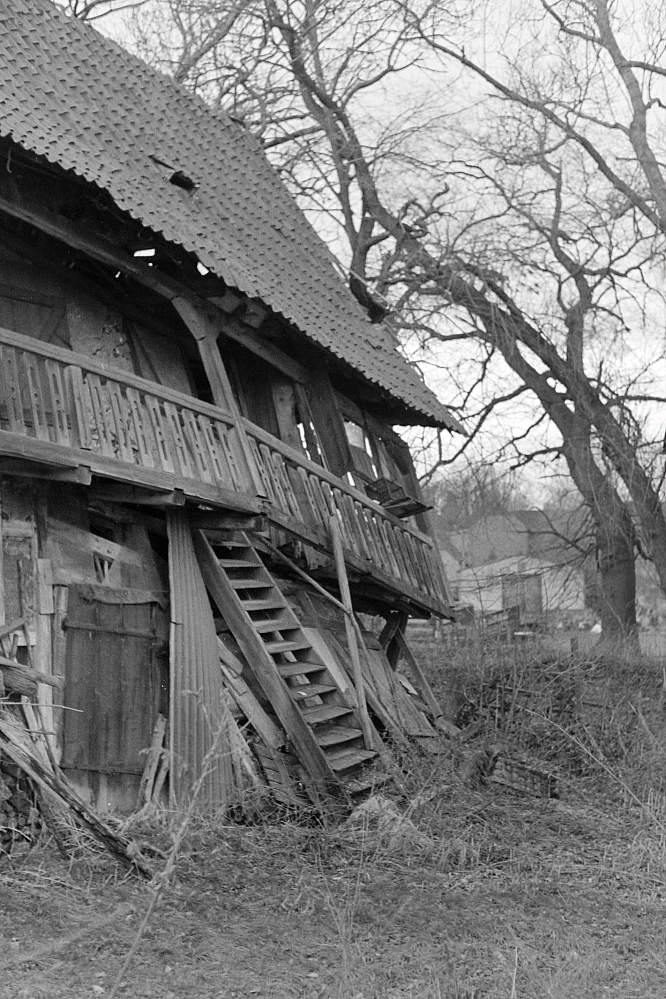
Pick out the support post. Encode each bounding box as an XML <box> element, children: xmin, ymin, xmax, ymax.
<box><xmin>329</xmin><ymin>516</ymin><xmax>374</xmax><ymax>748</ymax></box>
<box><xmin>172</xmin><ymin>297</ymin><xmax>266</xmax><ymax>498</ymax></box>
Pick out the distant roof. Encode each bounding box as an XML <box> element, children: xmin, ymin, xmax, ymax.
<box><xmin>0</xmin><ymin>0</ymin><xmax>460</xmax><ymax>430</ymax></box>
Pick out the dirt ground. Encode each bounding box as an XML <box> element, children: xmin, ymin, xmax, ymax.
<box><xmin>1</xmin><ymin>771</ymin><xmax>665</xmax><ymax>999</ymax></box>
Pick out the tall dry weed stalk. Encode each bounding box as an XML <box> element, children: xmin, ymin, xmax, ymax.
<box><xmin>108</xmin><ymin>715</ymin><xmax>236</xmax><ymax>999</ymax></box>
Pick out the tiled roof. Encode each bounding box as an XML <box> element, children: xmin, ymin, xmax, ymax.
<box><xmin>0</xmin><ymin>0</ymin><xmax>460</xmax><ymax>430</ymax></box>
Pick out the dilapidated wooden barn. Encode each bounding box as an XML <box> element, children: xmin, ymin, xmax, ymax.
<box><xmin>0</xmin><ymin>0</ymin><xmax>459</xmax><ymax>823</ymax></box>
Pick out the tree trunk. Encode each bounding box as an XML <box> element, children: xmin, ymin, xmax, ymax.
<box><xmin>594</xmin><ymin>515</ymin><xmax>639</xmax><ymax>654</ymax></box>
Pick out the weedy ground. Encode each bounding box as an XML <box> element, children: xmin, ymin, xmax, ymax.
<box><xmin>2</xmin><ymin>638</ymin><xmax>666</xmax><ymax>998</ymax></box>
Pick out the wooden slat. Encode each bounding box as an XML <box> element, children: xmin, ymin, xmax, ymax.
<box><xmin>23</xmin><ymin>353</ymin><xmax>49</xmax><ymax>441</ymax></box>
<box><xmin>125</xmin><ymin>387</ymin><xmax>154</xmax><ymax>467</ymax></box>
<box><xmin>107</xmin><ymin>382</ymin><xmax>133</xmax><ymax>463</ymax></box>
<box><xmin>65</xmin><ymin>365</ymin><xmax>93</xmax><ymax>450</ymax></box>
<box><xmin>144</xmin><ymin>395</ymin><xmax>173</xmax><ymax>472</ymax></box>
<box><xmin>85</xmin><ymin>374</ymin><xmax>114</xmax><ymax>457</ymax></box>
<box><xmin>44</xmin><ymin>360</ymin><xmax>70</xmax><ymax>445</ymax></box>
<box><xmin>0</xmin><ymin>346</ymin><xmax>25</xmax><ymax>434</ymax></box>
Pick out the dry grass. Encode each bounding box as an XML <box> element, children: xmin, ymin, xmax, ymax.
<box><xmin>2</xmin><ymin>636</ymin><xmax>666</xmax><ymax>996</ymax></box>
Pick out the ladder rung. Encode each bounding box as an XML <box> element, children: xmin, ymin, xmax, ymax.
<box><xmin>278</xmin><ymin>661</ymin><xmax>326</xmax><ymax>678</ymax></box>
<box><xmin>231</xmin><ymin>579</ymin><xmax>272</xmax><ymax>590</ymax></box>
<box><xmin>316</xmin><ymin>725</ymin><xmax>363</xmax><ymax>747</ymax></box>
<box><xmin>290</xmin><ymin>683</ymin><xmax>337</xmax><ymax>699</ymax></box>
<box><xmin>327</xmin><ymin>748</ymin><xmax>377</xmax><ymax>772</ymax></box>
<box><xmin>265</xmin><ymin>639</ymin><xmax>311</xmax><ymax>654</ymax></box>
<box><xmin>219</xmin><ymin>559</ymin><xmax>259</xmax><ymax>569</ymax></box>
<box><xmin>301</xmin><ymin>704</ymin><xmax>352</xmax><ymax>725</ymax></box>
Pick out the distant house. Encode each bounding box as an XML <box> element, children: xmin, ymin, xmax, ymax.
<box><xmin>447</xmin><ymin>511</ymin><xmax>588</xmax><ymax>625</ymax></box>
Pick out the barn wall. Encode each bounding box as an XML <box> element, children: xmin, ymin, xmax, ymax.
<box><xmin>0</xmin><ymin>244</ymin><xmax>193</xmax><ymax>394</ymax></box>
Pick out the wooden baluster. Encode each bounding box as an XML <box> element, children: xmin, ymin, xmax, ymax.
<box><xmin>125</xmin><ymin>387</ymin><xmax>154</xmax><ymax>467</ymax></box>
<box><xmin>337</xmin><ymin>492</ymin><xmax>364</xmax><ymax>561</ymax></box>
<box><xmin>107</xmin><ymin>382</ymin><xmax>134</xmax><ymax>463</ymax></box>
<box><xmin>0</xmin><ymin>347</ymin><xmax>24</xmax><ymax>434</ymax></box>
<box><xmin>396</xmin><ymin>530</ymin><xmax>421</xmax><ymax>589</ymax></box>
<box><xmin>65</xmin><ymin>366</ymin><xmax>93</xmax><ymax>450</ymax></box>
<box><xmin>85</xmin><ymin>374</ymin><xmax>115</xmax><ymax>457</ymax></box>
<box><xmin>296</xmin><ymin>466</ymin><xmax>321</xmax><ymax>529</ymax></box>
<box><xmin>375</xmin><ymin>515</ymin><xmax>403</xmax><ymax>580</ymax></box>
<box><xmin>258</xmin><ymin>443</ymin><xmax>285</xmax><ymax>510</ymax></box>
<box><xmin>407</xmin><ymin>533</ymin><xmax>431</xmax><ymax>594</ymax></box>
<box><xmin>272</xmin><ymin>452</ymin><xmax>302</xmax><ymax>520</ymax></box>
<box><xmin>181</xmin><ymin>411</ymin><xmax>212</xmax><ymax>482</ymax></box>
<box><xmin>44</xmin><ymin>360</ymin><xmax>70</xmax><ymax>445</ymax></box>
<box><xmin>228</xmin><ymin>428</ymin><xmax>260</xmax><ymax>492</ymax></box>
<box><xmin>163</xmin><ymin>401</ymin><xmax>193</xmax><ymax>478</ymax></box>
<box><xmin>384</xmin><ymin>521</ymin><xmax>412</xmax><ymax>586</ymax></box>
<box><xmin>144</xmin><ymin>395</ymin><xmax>174</xmax><ymax>472</ymax></box>
<box><xmin>23</xmin><ymin>353</ymin><xmax>49</xmax><ymax>441</ymax></box>
<box><xmin>197</xmin><ymin>413</ymin><xmax>228</xmax><ymax>486</ymax></box>
<box><xmin>308</xmin><ymin>474</ymin><xmax>335</xmax><ymax>529</ymax></box>
<box><xmin>330</xmin><ymin>489</ymin><xmax>355</xmax><ymax>552</ymax></box>
<box><xmin>355</xmin><ymin>504</ymin><xmax>381</xmax><ymax>567</ymax></box>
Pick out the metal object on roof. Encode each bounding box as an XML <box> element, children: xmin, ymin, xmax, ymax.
<box><xmin>0</xmin><ymin>0</ymin><xmax>459</xmax><ymax>430</ymax></box>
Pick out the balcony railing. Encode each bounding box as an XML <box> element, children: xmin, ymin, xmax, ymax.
<box><xmin>0</xmin><ymin>327</ymin><xmax>451</xmax><ymax>615</ymax></box>
<box><xmin>245</xmin><ymin>422</ymin><xmax>452</xmax><ymax>614</ymax></box>
<box><xmin>0</xmin><ymin>326</ymin><xmax>256</xmax><ymax>509</ymax></box>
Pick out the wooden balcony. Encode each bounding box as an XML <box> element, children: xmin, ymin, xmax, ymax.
<box><xmin>0</xmin><ymin>327</ymin><xmax>451</xmax><ymax>615</ymax></box>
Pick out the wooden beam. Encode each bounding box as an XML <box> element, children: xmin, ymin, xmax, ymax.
<box><xmin>214</xmin><ymin>310</ymin><xmax>308</xmax><ymax>384</ymax></box>
<box><xmin>90</xmin><ymin>485</ymin><xmax>186</xmax><ymax>507</ymax></box>
<box><xmin>0</xmin><ymin>460</ymin><xmax>91</xmax><ymax>485</ymax></box>
<box><xmin>189</xmin><ymin>512</ymin><xmax>267</xmax><ymax>532</ymax></box>
<box><xmin>303</xmin><ymin>368</ymin><xmax>352</xmax><ymax>476</ymax></box>
<box><xmin>0</xmin><ymin>191</ymin><xmax>187</xmax><ymax>306</ymax></box>
<box><xmin>172</xmin><ymin>298</ymin><xmax>267</xmax><ymax>499</ymax></box>
<box><xmin>329</xmin><ymin>516</ymin><xmax>374</xmax><ymax>748</ymax></box>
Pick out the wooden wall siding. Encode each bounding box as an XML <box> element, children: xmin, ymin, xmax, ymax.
<box><xmin>167</xmin><ymin>509</ymin><xmax>236</xmax><ymax>811</ymax></box>
<box><xmin>0</xmin><ymin>326</ymin><xmax>256</xmax><ymax>507</ymax></box>
<box><xmin>61</xmin><ymin>586</ymin><xmax>160</xmax><ymax>781</ymax></box>
<box><xmin>244</xmin><ymin>420</ymin><xmax>453</xmax><ymax>616</ymax></box>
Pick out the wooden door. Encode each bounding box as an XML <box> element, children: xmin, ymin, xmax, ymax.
<box><xmin>62</xmin><ymin>585</ymin><xmax>164</xmax><ymax>803</ymax></box>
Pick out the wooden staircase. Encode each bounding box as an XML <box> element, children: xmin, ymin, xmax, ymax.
<box><xmin>193</xmin><ymin>530</ymin><xmax>380</xmax><ymax>808</ymax></box>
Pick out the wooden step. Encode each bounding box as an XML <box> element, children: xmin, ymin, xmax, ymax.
<box><xmin>243</xmin><ymin>598</ymin><xmax>286</xmax><ymax>612</ymax></box>
<box><xmin>327</xmin><ymin>748</ymin><xmax>377</xmax><ymax>773</ymax></box>
<box><xmin>301</xmin><ymin>704</ymin><xmax>353</xmax><ymax>725</ymax></box>
<box><xmin>290</xmin><ymin>683</ymin><xmax>337</xmax><ymax>700</ymax></box>
<box><xmin>278</xmin><ymin>661</ymin><xmax>326</xmax><ymax>678</ymax></box>
<box><xmin>316</xmin><ymin>725</ymin><xmax>364</xmax><ymax>747</ymax></box>
<box><xmin>230</xmin><ymin>578</ymin><xmax>272</xmax><ymax>590</ymax></box>
<box><xmin>255</xmin><ymin>617</ymin><xmax>296</xmax><ymax>634</ymax></box>
<box><xmin>265</xmin><ymin>639</ymin><xmax>311</xmax><ymax>654</ymax></box>
<box><xmin>218</xmin><ymin>558</ymin><xmax>259</xmax><ymax>570</ymax></box>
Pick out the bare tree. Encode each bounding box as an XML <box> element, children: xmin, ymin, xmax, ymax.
<box><xmin>119</xmin><ymin>0</ymin><xmax>666</xmax><ymax>644</ymax></box>
<box><xmin>57</xmin><ymin>0</ymin><xmax>151</xmax><ymax>19</ymax></box>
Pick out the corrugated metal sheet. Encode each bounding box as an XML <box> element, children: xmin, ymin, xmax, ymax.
<box><xmin>167</xmin><ymin>510</ymin><xmax>235</xmax><ymax>811</ymax></box>
<box><xmin>0</xmin><ymin>0</ymin><xmax>459</xmax><ymax>430</ymax></box>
